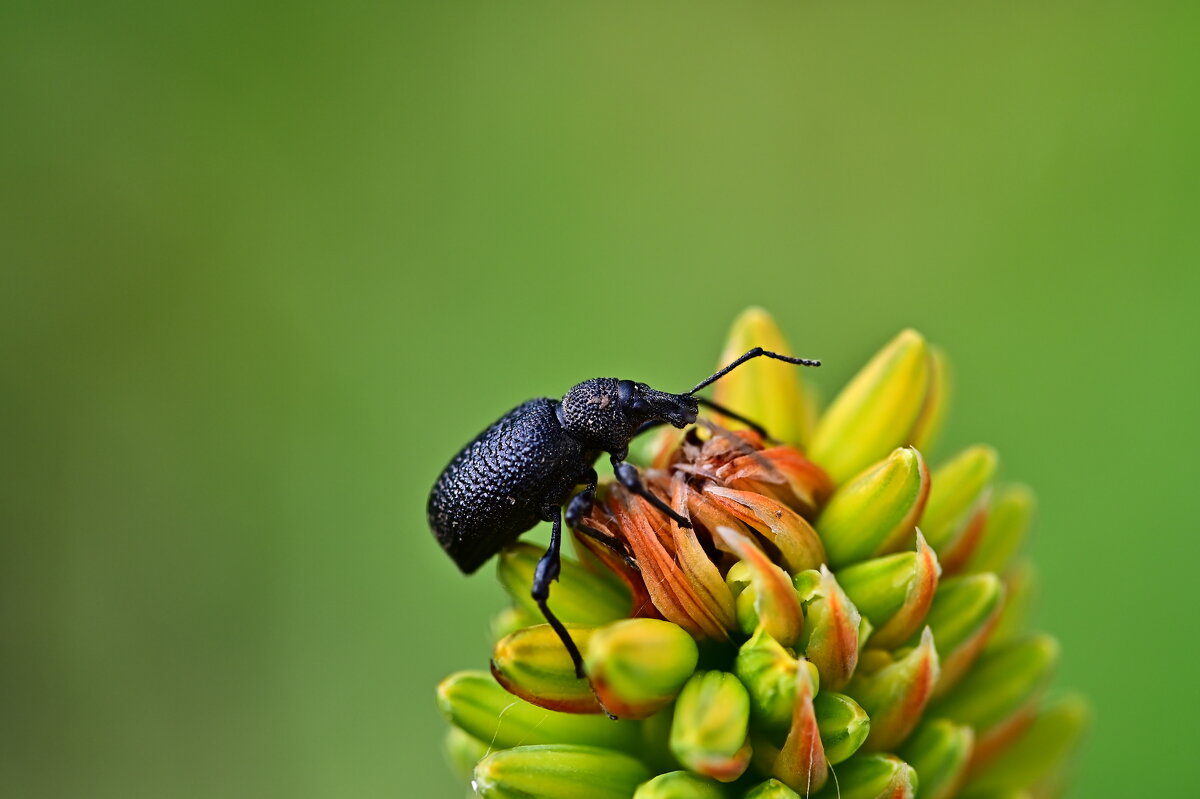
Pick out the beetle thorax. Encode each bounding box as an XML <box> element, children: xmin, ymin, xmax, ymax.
<box><xmin>558</xmin><ymin>378</ymin><xmax>635</xmax><ymax>452</ymax></box>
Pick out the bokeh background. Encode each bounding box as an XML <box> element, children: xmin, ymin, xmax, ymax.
<box><xmin>4</xmin><ymin>1</ymin><xmax>1198</xmax><ymax>796</ymax></box>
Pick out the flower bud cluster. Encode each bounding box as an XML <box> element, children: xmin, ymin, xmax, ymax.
<box><xmin>437</xmin><ymin>309</ymin><xmax>1086</xmax><ymax>798</ymax></box>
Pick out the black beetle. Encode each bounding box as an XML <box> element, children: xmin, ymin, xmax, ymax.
<box><xmin>427</xmin><ymin>347</ymin><xmax>819</xmax><ymax>681</ymax></box>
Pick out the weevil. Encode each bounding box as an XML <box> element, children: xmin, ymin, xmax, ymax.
<box><xmin>427</xmin><ymin>347</ymin><xmax>819</xmax><ymax>681</ymax></box>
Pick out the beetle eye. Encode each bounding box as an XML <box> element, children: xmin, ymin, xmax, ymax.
<box><xmin>628</xmin><ymin>396</ymin><xmax>650</xmax><ymax>413</ymax></box>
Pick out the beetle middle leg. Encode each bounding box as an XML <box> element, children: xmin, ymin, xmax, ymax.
<box><xmin>532</xmin><ymin>505</ymin><xmax>589</xmax><ymax>679</ymax></box>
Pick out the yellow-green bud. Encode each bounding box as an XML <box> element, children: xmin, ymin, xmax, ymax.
<box><xmin>744</xmin><ymin>778</ymin><xmax>802</xmax><ymax>799</ymax></box>
<box><xmin>585</xmin><ymin>619</ymin><xmax>699</xmax><ymax>719</ymax></box>
<box><xmin>848</xmin><ymin>626</ymin><xmax>940</xmax><ymax>752</ymax></box>
<box><xmin>813</xmin><ymin>692</ymin><xmax>870</xmax><ymax>765</ymax></box>
<box><xmin>814</xmin><ymin>753</ymin><xmax>918</xmax><ymax>799</ymax></box>
<box><xmin>734</xmin><ymin>628</ymin><xmax>811</xmax><ymax>734</ymax></box>
<box><xmin>962</xmin><ymin>695</ymin><xmax>1090</xmax><ymax>798</ymax></box>
<box><xmin>727</xmin><ymin>560</ymin><xmax>759</xmax><ymax>635</ymax></box>
<box><xmin>491</xmin><ymin>624</ymin><xmax>600</xmax><ymax>713</ymax></box>
<box><xmin>473</xmin><ymin>744</ymin><xmax>652</xmax><ymax>799</ymax></box>
<box><xmin>838</xmin><ymin>531</ymin><xmax>942</xmax><ymax>650</ymax></box>
<box><xmin>633</xmin><ymin>770</ymin><xmax>729</xmax><ymax>799</ymax></box>
<box><xmin>670</xmin><ymin>671</ymin><xmax>753</xmax><ymax>782</ymax></box>
<box><xmin>498</xmin><ymin>543</ymin><xmax>631</xmax><ymax>624</ymax></box>
<box><xmin>837</xmin><ymin>550</ymin><xmax>918</xmax><ymax>625</ymax></box>
<box><xmin>900</xmin><ymin>720</ymin><xmax>973</xmax><ymax>799</ymax></box>
<box><xmin>818</xmin><ymin>447</ymin><xmax>930</xmax><ymax>568</ymax></box>
<box><xmin>921</xmin><ymin>445</ymin><xmax>997</xmax><ymax>571</ymax></box>
<box><xmin>436</xmin><ymin>671</ymin><xmax>640</xmax><ymax>751</ymax></box>
<box><xmin>809</xmin><ymin>329</ymin><xmax>931</xmax><ymax>484</ymax></box>
<box><xmin>771</xmin><ymin>660</ymin><xmax>827</xmax><ymax>793</ymax></box>
<box><xmin>718</xmin><ymin>527</ymin><xmax>803</xmax><ymax>646</ymax></box>
<box><xmin>989</xmin><ymin>558</ymin><xmax>1035</xmax><ymax>647</ymax></box>
<box><xmin>490</xmin><ymin>605</ymin><xmax>540</xmax><ymax>643</ymax></box>
<box><xmin>909</xmin><ymin>344</ymin><xmax>951</xmax><ymax>455</ymax></box>
<box><xmin>795</xmin><ymin>566</ymin><xmax>862</xmax><ymax>691</ymax></box>
<box><xmin>639</xmin><ymin>706</ymin><xmax>678</xmax><ymax>774</ymax></box>
<box><xmin>443</xmin><ymin>726</ymin><xmax>489</xmax><ymax>783</ymax></box>
<box><xmin>921</xmin><ymin>574</ymin><xmax>1005</xmax><ymax>696</ymax></box>
<box><xmin>933</xmin><ymin>633</ymin><xmax>1058</xmax><ymax>766</ymax></box>
<box><xmin>964</xmin><ymin>484</ymin><xmax>1035</xmax><ymax>575</ymax></box>
<box><xmin>713</xmin><ymin>306</ymin><xmax>818</xmax><ymax>448</ymax></box>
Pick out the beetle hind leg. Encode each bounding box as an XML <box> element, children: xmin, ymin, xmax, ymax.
<box><xmin>531</xmin><ymin>506</ymin><xmax>588</xmax><ymax>678</ymax></box>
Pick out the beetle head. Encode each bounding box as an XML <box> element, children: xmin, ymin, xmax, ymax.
<box><xmin>559</xmin><ymin>378</ymin><xmax>698</xmax><ymax>452</ymax></box>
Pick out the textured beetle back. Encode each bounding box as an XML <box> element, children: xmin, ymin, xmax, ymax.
<box><xmin>427</xmin><ymin>398</ymin><xmax>590</xmax><ymax>573</ymax></box>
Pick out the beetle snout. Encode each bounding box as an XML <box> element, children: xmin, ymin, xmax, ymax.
<box><xmin>630</xmin><ymin>386</ymin><xmax>698</xmax><ymax>429</ymax></box>
<box><xmin>662</xmin><ymin>395</ymin><xmax>699</xmax><ymax>428</ymax></box>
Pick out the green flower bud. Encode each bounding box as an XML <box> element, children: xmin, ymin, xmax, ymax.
<box><xmin>633</xmin><ymin>770</ymin><xmax>729</xmax><ymax>799</ymax></box>
<box><xmin>921</xmin><ymin>445</ymin><xmax>998</xmax><ymax>572</ymax></box>
<box><xmin>437</xmin><ymin>671</ymin><xmax>640</xmax><ymax>751</ymax></box>
<box><xmin>491</xmin><ymin>605</ymin><xmax>541</xmax><ymax>643</ymax></box>
<box><xmin>670</xmin><ymin>671</ymin><xmax>753</xmax><ymax>782</ymax></box>
<box><xmin>837</xmin><ymin>549</ymin><xmax>916</xmax><ymax>624</ymax></box>
<box><xmin>932</xmin><ymin>634</ymin><xmax>1058</xmax><ymax>734</ymax></box>
<box><xmin>989</xmin><ymin>558</ymin><xmax>1035</xmax><ymax>647</ymax></box>
<box><xmin>713</xmin><ymin>306</ymin><xmax>818</xmax><ymax>447</ymax></box>
<box><xmin>809</xmin><ymin>329</ymin><xmax>931</xmax><ymax>484</ymax></box>
<box><xmin>817</xmin><ymin>447</ymin><xmax>930</xmax><ymax>568</ymax></box>
<box><xmin>847</xmin><ymin>626</ymin><xmax>940</xmax><ymax>751</ymax></box>
<box><xmin>585</xmin><ymin>619</ymin><xmax>699</xmax><ymax>719</ymax></box>
<box><xmin>962</xmin><ymin>695</ymin><xmax>1090</xmax><ymax>798</ymax></box>
<box><xmin>837</xmin><ymin>531</ymin><xmax>941</xmax><ymax>650</ymax></box>
<box><xmin>814</xmin><ymin>692</ymin><xmax>870</xmax><ymax>765</ymax></box>
<box><xmin>719</xmin><ymin>527</ymin><xmax>803</xmax><ymax>647</ymax></box>
<box><xmin>473</xmin><ymin>744</ymin><xmax>652</xmax><ymax>799</ymax></box>
<box><xmin>856</xmin><ymin>615</ymin><xmax>874</xmax><ymax>656</ymax></box>
<box><xmin>735</xmin><ymin>627</ymin><xmax>815</xmax><ymax>734</ymax></box>
<box><xmin>498</xmin><ymin>543</ymin><xmax>631</xmax><ymax>625</ymax></box>
<box><xmin>771</xmin><ymin>660</ymin><xmax>827</xmax><ymax>793</ymax></box>
<box><xmin>795</xmin><ymin>566</ymin><xmax>862</xmax><ymax>691</ymax></box>
<box><xmin>909</xmin><ymin>344</ymin><xmax>951</xmax><ymax>455</ymax></box>
<box><xmin>444</xmin><ymin>726</ymin><xmax>489</xmax><ymax>782</ymax></box>
<box><xmin>813</xmin><ymin>753</ymin><xmax>918</xmax><ymax>799</ymax></box>
<box><xmin>727</xmin><ymin>561</ymin><xmax>759</xmax><ymax>635</ymax></box>
<box><xmin>743</xmin><ymin>778</ymin><xmax>802</xmax><ymax>799</ymax></box>
<box><xmin>900</xmin><ymin>719</ymin><xmax>973</xmax><ymax>799</ymax></box>
<box><xmin>921</xmin><ymin>574</ymin><xmax>1005</xmax><ymax>696</ymax></box>
<box><xmin>964</xmin><ymin>484</ymin><xmax>1035</xmax><ymax>576</ymax></box>
<box><xmin>491</xmin><ymin>624</ymin><xmax>600</xmax><ymax>713</ymax></box>
<box><xmin>639</xmin><ymin>706</ymin><xmax>678</xmax><ymax>774</ymax></box>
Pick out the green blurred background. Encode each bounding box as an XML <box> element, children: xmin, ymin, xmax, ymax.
<box><xmin>3</xmin><ymin>1</ymin><xmax>1197</xmax><ymax>796</ymax></box>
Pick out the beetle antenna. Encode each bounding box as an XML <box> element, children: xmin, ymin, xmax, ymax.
<box><xmin>686</xmin><ymin>347</ymin><xmax>820</xmax><ymax>395</ymax></box>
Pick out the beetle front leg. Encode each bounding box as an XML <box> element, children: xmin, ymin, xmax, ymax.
<box><xmin>610</xmin><ymin>455</ymin><xmax>692</xmax><ymax>528</ymax></box>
